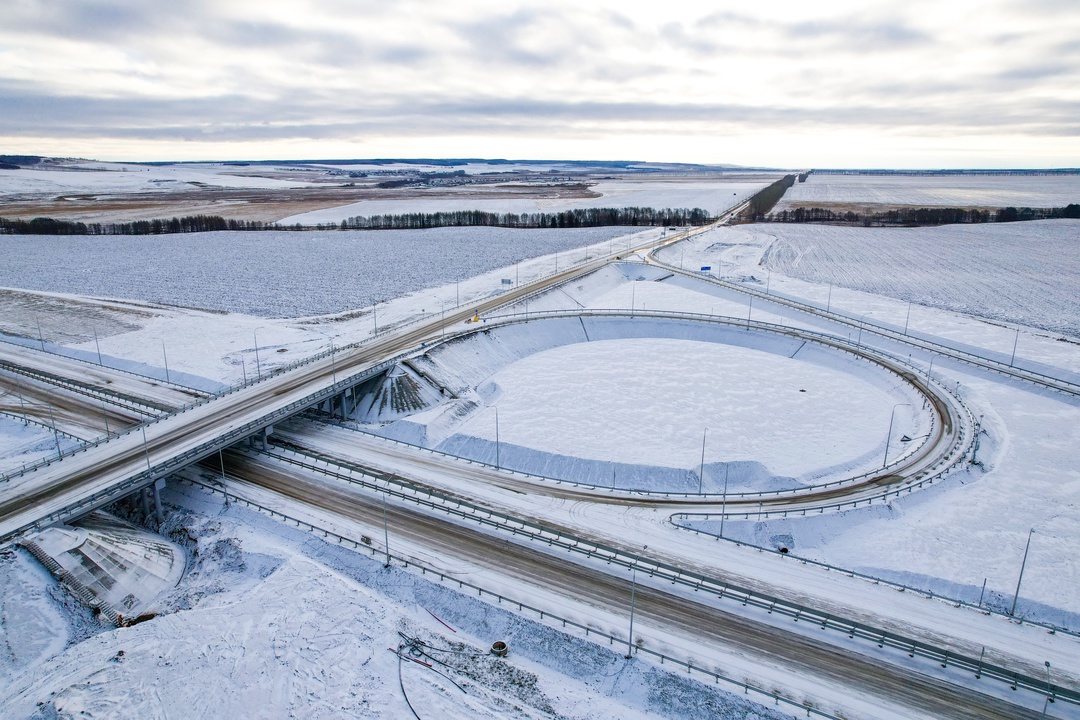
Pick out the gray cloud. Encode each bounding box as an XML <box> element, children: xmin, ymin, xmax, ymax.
<box><xmin>0</xmin><ymin>1</ymin><xmax>1077</xmax><ymax>164</ymax></box>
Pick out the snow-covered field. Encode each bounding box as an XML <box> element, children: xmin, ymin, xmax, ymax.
<box><xmin>0</xmin><ymin>226</ymin><xmax>637</xmax><ymax>317</ymax></box>
<box><xmin>0</xmin><ymin>161</ymin><xmax>335</xmax><ymax>196</ymax></box>
<box><xmin>754</xmin><ymin>220</ymin><xmax>1080</xmax><ymax>337</ymax></box>
<box><xmin>280</xmin><ymin>179</ymin><xmax>771</xmax><ymax>225</ymax></box>
<box><xmin>777</xmin><ymin>173</ymin><xmax>1080</xmax><ymax>208</ymax></box>
<box><xmin>2</xmin><ymin>203</ymin><xmax>1080</xmax><ymax>717</ymax></box>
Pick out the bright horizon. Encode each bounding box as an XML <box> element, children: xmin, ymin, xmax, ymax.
<box><xmin>3</xmin><ymin>0</ymin><xmax>1079</xmax><ymax>168</ymax></box>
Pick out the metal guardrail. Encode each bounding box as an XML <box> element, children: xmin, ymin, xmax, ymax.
<box><xmin>646</xmin><ymin>249</ymin><xmax>1080</xmax><ymax>397</ymax></box>
<box><xmin>669</xmin><ymin>523</ymin><xmax>1080</xmax><ymax>640</ymax></box>
<box><xmin>216</xmin><ymin>444</ymin><xmax>1077</xmax><ymax>709</ymax></box>
<box><xmin>385</xmin><ymin>307</ymin><xmax>976</xmax><ymax>507</ymax></box>
<box><xmin>186</xmin><ymin>475</ymin><xmax>843</xmax><ymax>719</ymax></box>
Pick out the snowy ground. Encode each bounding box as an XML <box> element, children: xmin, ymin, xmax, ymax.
<box><xmin>280</xmin><ymin>178</ymin><xmax>773</xmax><ymax>225</ymax></box>
<box><xmin>0</xmin><ymin>226</ymin><xmax>638</xmax><ymax>317</ymax></box>
<box><xmin>2</xmin><ymin>211</ymin><xmax>1079</xmax><ymax>717</ymax></box>
<box><xmin>0</xmin><ymin>488</ymin><xmax>790</xmax><ymax>720</ymax></box>
<box><xmin>777</xmin><ymin>173</ymin><xmax>1080</xmax><ymax>209</ymax></box>
<box><xmin>0</xmin><ymin>160</ymin><xmax>337</xmax><ymax>196</ymax></box>
<box><xmin>360</xmin><ymin>317</ymin><xmax>929</xmax><ymax>493</ymax></box>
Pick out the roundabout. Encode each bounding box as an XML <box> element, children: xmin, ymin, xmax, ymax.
<box><xmin>344</xmin><ymin>309</ymin><xmax>977</xmax><ymax>514</ymax></box>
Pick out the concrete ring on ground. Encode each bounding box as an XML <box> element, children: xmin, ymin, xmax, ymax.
<box><xmin>350</xmin><ymin>310</ymin><xmax>974</xmax><ymax>512</ymax></box>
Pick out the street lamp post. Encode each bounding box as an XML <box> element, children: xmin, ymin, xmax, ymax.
<box><xmin>494</xmin><ymin>406</ymin><xmax>500</xmax><ymax>469</ymax></box>
<box><xmin>253</xmin><ymin>328</ymin><xmax>262</xmax><ymax>380</ymax></box>
<box><xmin>1010</xmin><ymin>528</ymin><xmax>1034</xmax><ymax>616</ymax></box>
<box><xmin>161</xmin><ymin>339</ymin><xmax>171</xmax><ymax>384</ymax></box>
<box><xmin>625</xmin><ymin>567</ymin><xmax>637</xmax><ymax>659</ymax></box>
<box><xmin>719</xmin><ymin>464</ymin><xmax>730</xmax><ymax>538</ymax></box>
<box><xmin>698</xmin><ymin>427</ymin><xmax>707</xmax><ymax>494</ymax></box>
<box><xmin>882</xmin><ymin>403</ymin><xmax>911</xmax><ymax>468</ymax></box>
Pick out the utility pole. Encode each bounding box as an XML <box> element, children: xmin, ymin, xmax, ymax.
<box><xmin>625</xmin><ymin>567</ymin><xmax>637</xmax><ymax>659</ymax></box>
<box><xmin>161</xmin><ymin>340</ymin><xmax>170</xmax><ymax>384</ymax></box>
<box><xmin>1010</xmin><ymin>528</ymin><xmax>1034</xmax><ymax>616</ymax></box>
<box><xmin>253</xmin><ymin>329</ymin><xmax>262</xmax><ymax>380</ymax></box>
<box><xmin>698</xmin><ymin>428</ymin><xmax>707</xmax><ymax>494</ymax></box>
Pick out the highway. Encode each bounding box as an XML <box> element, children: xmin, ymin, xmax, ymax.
<box><xmin>205</xmin><ymin>450</ymin><xmax>1059</xmax><ymax>720</ymax></box>
<box><xmin>0</xmin><ymin>223</ymin><xmax>709</xmax><ymax>544</ymax></box>
<box><xmin>2</xmin><ymin>202</ymin><xmax>1075</xmax><ymax>718</ymax></box>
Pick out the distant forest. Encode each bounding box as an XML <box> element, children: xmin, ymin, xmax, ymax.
<box><xmin>767</xmin><ymin>204</ymin><xmax>1080</xmax><ymax>226</ymax></box>
<box><xmin>0</xmin><ymin>207</ymin><xmax>714</xmax><ymax>236</ymax></box>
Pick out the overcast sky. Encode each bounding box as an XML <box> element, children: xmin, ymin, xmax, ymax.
<box><xmin>2</xmin><ymin>0</ymin><xmax>1078</xmax><ymax>167</ymax></box>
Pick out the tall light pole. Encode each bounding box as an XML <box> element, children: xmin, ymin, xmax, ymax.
<box><xmin>826</xmin><ymin>284</ymin><xmax>832</xmax><ymax>314</ymax></box>
<box><xmin>698</xmin><ymin>427</ymin><xmax>707</xmax><ymax>494</ymax></box>
<box><xmin>1010</xmin><ymin>328</ymin><xmax>1020</xmax><ymax>367</ymax></box>
<box><xmin>45</xmin><ymin>394</ymin><xmax>62</xmax><ymax>460</ymax></box>
<box><xmin>625</xmin><ymin>567</ymin><xmax>637</xmax><ymax>659</ymax></box>
<box><xmin>719</xmin><ymin>464</ymin><xmax>730</xmax><ymax>538</ymax></box>
<box><xmin>383</xmin><ymin>493</ymin><xmax>391</xmax><ymax>568</ymax></box>
<box><xmin>253</xmin><ymin>328</ymin><xmax>262</xmax><ymax>380</ymax></box>
<box><xmin>161</xmin><ymin>339</ymin><xmax>171</xmax><ymax>384</ymax></box>
<box><xmin>15</xmin><ymin>375</ymin><xmax>27</xmax><ymax>424</ymax></box>
<box><xmin>882</xmin><ymin>403</ymin><xmax>911</xmax><ymax>468</ymax></box>
<box><xmin>1010</xmin><ymin>528</ymin><xmax>1034</xmax><ymax>616</ymax></box>
<box><xmin>494</xmin><ymin>406</ymin><xmax>500</xmax><ymax>469</ymax></box>
<box><xmin>1044</xmin><ymin>661</ymin><xmax>1053</xmax><ymax>715</ymax></box>
<box><xmin>903</xmin><ymin>301</ymin><xmax>912</xmax><ymax>335</ymax></box>
<box><xmin>373</xmin><ymin>303</ymin><xmax>378</xmax><ymax>335</ymax></box>
<box><xmin>93</xmin><ymin>327</ymin><xmax>103</xmax><ymax>365</ymax></box>
<box><xmin>37</xmin><ymin>320</ymin><xmax>45</xmax><ymax>351</ymax></box>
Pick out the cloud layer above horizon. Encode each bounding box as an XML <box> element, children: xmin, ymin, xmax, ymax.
<box><xmin>2</xmin><ymin>0</ymin><xmax>1078</xmax><ymax>167</ymax></box>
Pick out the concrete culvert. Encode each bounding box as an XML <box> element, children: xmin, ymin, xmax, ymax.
<box><xmin>491</xmin><ymin>641</ymin><xmax>508</xmax><ymax>657</ymax></box>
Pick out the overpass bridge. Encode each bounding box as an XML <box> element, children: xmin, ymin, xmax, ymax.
<box><xmin>0</xmin><ymin>222</ymin><xmax>720</xmax><ymax>546</ymax></box>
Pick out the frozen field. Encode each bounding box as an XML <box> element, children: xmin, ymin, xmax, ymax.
<box><xmin>280</xmin><ymin>179</ymin><xmax>771</xmax><ymax>225</ymax></box>
<box><xmin>0</xmin><ymin>226</ymin><xmax>635</xmax><ymax>317</ymax></box>
<box><xmin>756</xmin><ymin>220</ymin><xmax>1080</xmax><ymax>337</ymax></box>
<box><xmin>0</xmin><ymin>161</ymin><xmax>333</xmax><ymax>196</ymax></box>
<box><xmin>776</xmin><ymin>173</ymin><xmax>1080</xmax><ymax>208</ymax></box>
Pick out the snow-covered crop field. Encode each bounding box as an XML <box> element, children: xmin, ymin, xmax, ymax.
<box><xmin>0</xmin><ymin>162</ymin><xmax>333</xmax><ymax>196</ymax></box>
<box><xmin>749</xmin><ymin>220</ymin><xmax>1080</xmax><ymax>337</ymax></box>
<box><xmin>0</xmin><ymin>226</ymin><xmax>636</xmax><ymax>317</ymax></box>
<box><xmin>280</xmin><ymin>179</ymin><xmax>771</xmax><ymax>225</ymax></box>
<box><xmin>777</xmin><ymin>173</ymin><xmax>1080</xmax><ymax>208</ymax></box>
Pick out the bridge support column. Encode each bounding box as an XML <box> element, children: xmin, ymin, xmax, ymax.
<box><xmin>261</xmin><ymin>425</ymin><xmax>273</xmax><ymax>451</ymax></box>
<box><xmin>153</xmin><ymin>478</ymin><xmax>166</xmax><ymax>524</ymax></box>
<box><xmin>140</xmin><ymin>487</ymin><xmax>151</xmax><ymax>519</ymax></box>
